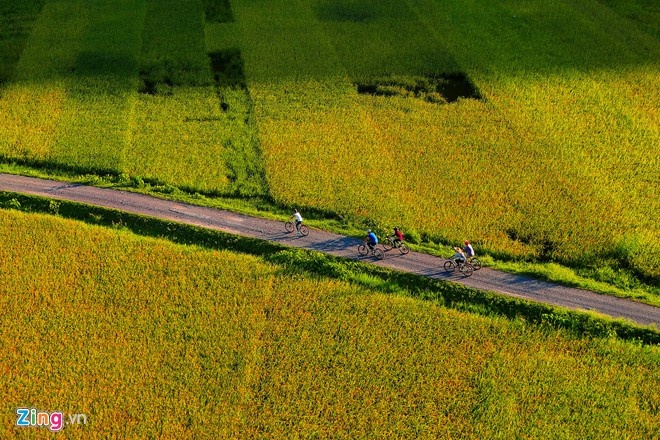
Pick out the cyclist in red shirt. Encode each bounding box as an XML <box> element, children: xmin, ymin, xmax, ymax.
<box><xmin>392</xmin><ymin>227</ymin><xmax>404</xmax><ymax>244</ymax></box>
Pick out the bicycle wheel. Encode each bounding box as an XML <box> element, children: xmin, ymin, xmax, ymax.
<box><xmin>358</xmin><ymin>244</ymin><xmax>369</xmax><ymax>256</ymax></box>
<box><xmin>459</xmin><ymin>264</ymin><xmax>474</xmax><ymax>277</ymax></box>
<box><xmin>284</xmin><ymin>221</ymin><xmax>294</xmax><ymax>233</ymax></box>
<box><xmin>299</xmin><ymin>225</ymin><xmax>309</xmax><ymax>236</ymax></box>
<box><xmin>469</xmin><ymin>258</ymin><xmax>482</xmax><ymax>270</ymax></box>
<box><xmin>373</xmin><ymin>248</ymin><xmax>384</xmax><ymax>260</ymax></box>
<box><xmin>444</xmin><ymin>260</ymin><xmax>456</xmax><ymax>272</ymax></box>
<box><xmin>398</xmin><ymin>243</ymin><xmax>410</xmax><ymax>255</ymax></box>
<box><xmin>382</xmin><ymin>239</ymin><xmax>393</xmax><ymax>251</ymax></box>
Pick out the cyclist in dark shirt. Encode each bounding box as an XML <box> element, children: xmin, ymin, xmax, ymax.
<box><xmin>393</xmin><ymin>227</ymin><xmax>404</xmax><ymax>244</ymax></box>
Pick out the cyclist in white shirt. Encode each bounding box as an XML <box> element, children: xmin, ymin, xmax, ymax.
<box><xmin>463</xmin><ymin>241</ymin><xmax>475</xmax><ymax>259</ymax></box>
<box><xmin>291</xmin><ymin>209</ymin><xmax>303</xmax><ymax>234</ymax></box>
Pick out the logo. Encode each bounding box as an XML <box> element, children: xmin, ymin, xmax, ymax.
<box><xmin>16</xmin><ymin>408</ymin><xmax>87</xmax><ymax>432</ymax></box>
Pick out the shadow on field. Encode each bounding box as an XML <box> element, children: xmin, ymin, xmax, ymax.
<box><xmin>355</xmin><ymin>73</ymin><xmax>482</xmax><ymax>104</ymax></box>
<box><xmin>0</xmin><ymin>0</ymin><xmax>47</xmax><ymax>86</ymax></box>
<box><xmin>74</xmin><ymin>51</ymin><xmax>138</xmax><ymax>81</ymax></box>
<box><xmin>204</xmin><ymin>0</ymin><xmax>234</xmax><ymax>23</ymax></box>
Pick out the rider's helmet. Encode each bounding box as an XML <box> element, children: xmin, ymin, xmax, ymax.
<box><xmin>367</xmin><ymin>229</ymin><xmax>372</xmax><ymax>233</ymax></box>
<box><xmin>293</xmin><ymin>208</ymin><xmax>298</xmax><ymax>213</ymax></box>
<box><xmin>464</xmin><ymin>240</ymin><xmax>470</xmax><ymax>245</ymax></box>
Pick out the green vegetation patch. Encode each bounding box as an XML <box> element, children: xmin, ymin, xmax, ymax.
<box><xmin>596</xmin><ymin>0</ymin><xmax>660</xmax><ymax>38</ymax></box>
<box><xmin>0</xmin><ymin>0</ymin><xmax>46</xmax><ymax>85</ymax></box>
<box><xmin>316</xmin><ymin>2</ymin><xmax>376</xmax><ymax>23</ymax></box>
<box><xmin>208</xmin><ymin>49</ymin><xmax>247</xmax><ymax>103</ymax></box>
<box><xmin>315</xmin><ymin>0</ymin><xmax>417</xmax><ymax>22</ymax></box>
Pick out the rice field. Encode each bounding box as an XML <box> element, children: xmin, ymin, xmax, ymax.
<box><xmin>0</xmin><ymin>209</ymin><xmax>658</xmax><ymax>438</ymax></box>
<box><xmin>0</xmin><ymin>0</ymin><xmax>657</xmax><ymax>279</ymax></box>
<box><xmin>0</xmin><ymin>0</ymin><xmax>264</xmax><ymax>195</ymax></box>
<box><xmin>238</xmin><ymin>0</ymin><xmax>659</xmax><ymax>277</ymax></box>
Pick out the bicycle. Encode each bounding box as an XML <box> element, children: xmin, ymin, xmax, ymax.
<box><xmin>467</xmin><ymin>256</ymin><xmax>482</xmax><ymax>270</ymax></box>
<box><xmin>358</xmin><ymin>241</ymin><xmax>384</xmax><ymax>260</ymax></box>
<box><xmin>381</xmin><ymin>236</ymin><xmax>410</xmax><ymax>255</ymax></box>
<box><xmin>443</xmin><ymin>258</ymin><xmax>474</xmax><ymax>277</ymax></box>
<box><xmin>284</xmin><ymin>220</ymin><xmax>309</xmax><ymax>236</ymax></box>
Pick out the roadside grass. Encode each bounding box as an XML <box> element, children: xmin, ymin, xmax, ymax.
<box><xmin>0</xmin><ymin>208</ymin><xmax>658</xmax><ymax>438</ymax></box>
<box><xmin>489</xmin><ymin>259</ymin><xmax>660</xmax><ymax>305</ymax></box>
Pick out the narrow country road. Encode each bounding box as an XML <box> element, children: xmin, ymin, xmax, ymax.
<box><xmin>1</xmin><ymin>173</ymin><xmax>658</xmax><ymax>327</ymax></box>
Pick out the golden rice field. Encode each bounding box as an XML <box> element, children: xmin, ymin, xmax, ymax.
<box><xmin>0</xmin><ymin>209</ymin><xmax>658</xmax><ymax>438</ymax></box>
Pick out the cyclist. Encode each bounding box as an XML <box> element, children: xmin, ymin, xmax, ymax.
<box><xmin>388</xmin><ymin>227</ymin><xmax>405</xmax><ymax>246</ymax></box>
<box><xmin>463</xmin><ymin>240</ymin><xmax>475</xmax><ymax>260</ymax></box>
<box><xmin>365</xmin><ymin>229</ymin><xmax>379</xmax><ymax>252</ymax></box>
<box><xmin>451</xmin><ymin>246</ymin><xmax>467</xmax><ymax>265</ymax></box>
<box><xmin>290</xmin><ymin>209</ymin><xmax>303</xmax><ymax>234</ymax></box>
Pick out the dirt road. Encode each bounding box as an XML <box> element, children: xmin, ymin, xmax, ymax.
<box><xmin>1</xmin><ymin>173</ymin><xmax>658</xmax><ymax>327</ymax></box>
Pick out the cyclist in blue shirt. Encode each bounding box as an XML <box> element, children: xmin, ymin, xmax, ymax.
<box><xmin>365</xmin><ymin>229</ymin><xmax>378</xmax><ymax>251</ymax></box>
